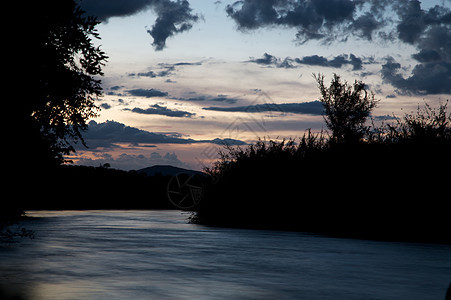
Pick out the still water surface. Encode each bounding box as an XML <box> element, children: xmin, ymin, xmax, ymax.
<box><xmin>0</xmin><ymin>210</ymin><xmax>450</xmax><ymax>299</ymax></box>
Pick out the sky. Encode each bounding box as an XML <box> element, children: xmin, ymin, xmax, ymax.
<box><xmin>69</xmin><ymin>0</ymin><xmax>451</xmax><ymax>171</ymax></box>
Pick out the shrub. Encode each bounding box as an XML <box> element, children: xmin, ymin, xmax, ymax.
<box><xmin>193</xmin><ymin>75</ymin><xmax>450</xmax><ymax>242</ymax></box>
<box><xmin>315</xmin><ymin>73</ymin><xmax>378</xmax><ymax>144</ymax></box>
<box><xmin>384</xmin><ymin>101</ymin><xmax>451</xmax><ymax>144</ymax></box>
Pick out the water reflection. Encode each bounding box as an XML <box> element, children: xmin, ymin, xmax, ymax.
<box><xmin>1</xmin><ymin>210</ymin><xmax>450</xmax><ymax>299</ymax></box>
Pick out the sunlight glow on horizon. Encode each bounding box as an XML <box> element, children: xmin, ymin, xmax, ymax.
<box><xmin>69</xmin><ymin>0</ymin><xmax>450</xmax><ymax>170</ymax></box>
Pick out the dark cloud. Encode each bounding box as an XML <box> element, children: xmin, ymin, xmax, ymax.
<box><xmin>80</xmin><ymin>120</ymin><xmax>246</xmax><ymax>150</ymax></box>
<box><xmin>175</xmin><ymin>93</ymin><xmax>240</xmax><ymax>104</ymax></box>
<box><xmin>278</xmin><ymin>57</ymin><xmax>296</xmax><ymax>69</ymax></box>
<box><xmin>124</xmin><ymin>104</ymin><xmax>196</xmax><ymax>118</ymax></box>
<box><xmin>229</xmin><ymin>1</ymin><xmax>451</xmax><ymax>95</ymax></box>
<box><xmin>350</xmin><ymin>12</ymin><xmax>383</xmax><ymax>40</ymax></box>
<box><xmin>146</xmin><ymin>0</ymin><xmax>200</xmax><ymax>51</ymax></box>
<box><xmin>224</xmin><ymin>0</ymin><xmax>400</xmax><ymax>43</ymax></box>
<box><xmin>395</xmin><ymin>0</ymin><xmax>425</xmax><ymax>44</ymax></box>
<box><xmin>372</xmin><ymin>115</ymin><xmax>398</xmax><ymax>121</ymax></box>
<box><xmin>170</xmin><ymin>61</ymin><xmax>203</xmax><ymax>66</ymax></box>
<box><xmin>100</xmin><ymin>103</ymin><xmax>112</xmax><ymax>110</ymax></box>
<box><xmin>295</xmin><ymin>54</ymin><xmax>363</xmax><ymax>70</ymax></box>
<box><xmin>246</xmin><ymin>53</ymin><xmax>296</xmax><ymax>69</ymax></box>
<box><xmin>380</xmin><ymin>2</ymin><xmax>451</xmax><ymax>95</ymax></box>
<box><xmin>248</xmin><ymin>53</ymin><xmax>364</xmax><ymax>70</ymax></box>
<box><xmin>126</xmin><ymin>88</ymin><xmax>169</xmax><ymax>98</ymax></box>
<box><xmin>79</xmin><ymin>0</ymin><xmax>199</xmax><ymax>51</ymax></box>
<box><xmin>82</xmin><ymin>120</ymin><xmax>196</xmax><ymax>149</ymax></box>
<box><xmin>380</xmin><ymin>56</ymin><xmax>405</xmax><ymax>90</ymax></box>
<box><xmin>397</xmin><ymin>5</ymin><xmax>451</xmax><ymax>94</ymax></box>
<box><xmin>226</xmin><ymin>0</ymin><xmax>357</xmax><ymax>43</ymax></box>
<box><xmin>240</xmin><ymin>0</ymin><xmax>356</xmax><ymax>33</ymax></box>
<box><xmin>248</xmin><ymin>53</ymin><xmax>279</xmax><ymax>65</ymax></box>
<box><xmin>129</xmin><ymin>61</ymin><xmax>203</xmax><ymax>78</ymax></box>
<box><xmin>209</xmin><ymin>138</ymin><xmax>247</xmax><ymax>146</ymax></box>
<box><xmin>204</xmin><ymin>101</ymin><xmax>324</xmax><ymax>116</ymax></box>
<box><xmin>78</xmin><ymin>0</ymin><xmax>154</xmax><ymax>20</ymax></box>
<box><xmin>382</xmin><ymin>56</ymin><xmax>451</xmax><ymax>95</ymax></box>
<box><xmin>131</xmin><ymin>70</ymin><xmax>171</xmax><ymax>78</ymax></box>
<box><xmin>295</xmin><ymin>55</ymin><xmax>328</xmax><ymax>66</ymax></box>
<box><xmin>412</xmin><ymin>49</ymin><xmax>441</xmax><ymax>63</ymax></box>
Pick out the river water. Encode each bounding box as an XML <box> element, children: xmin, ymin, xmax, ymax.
<box><xmin>0</xmin><ymin>210</ymin><xmax>450</xmax><ymax>300</ymax></box>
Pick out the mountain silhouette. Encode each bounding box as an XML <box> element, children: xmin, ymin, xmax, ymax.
<box><xmin>136</xmin><ymin>165</ymin><xmax>204</xmax><ymax>177</ymax></box>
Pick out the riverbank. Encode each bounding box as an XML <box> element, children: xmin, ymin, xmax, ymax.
<box><xmin>17</xmin><ymin>165</ymin><xmax>174</xmax><ymax>210</ymax></box>
<box><xmin>191</xmin><ymin>137</ymin><xmax>451</xmax><ymax>244</ymax></box>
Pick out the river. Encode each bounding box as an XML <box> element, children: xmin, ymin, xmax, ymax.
<box><xmin>0</xmin><ymin>210</ymin><xmax>450</xmax><ymax>299</ymax></box>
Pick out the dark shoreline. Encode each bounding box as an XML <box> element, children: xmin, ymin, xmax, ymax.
<box><xmin>19</xmin><ymin>165</ymin><xmax>175</xmax><ymax>211</ymax></box>
<box><xmin>190</xmin><ymin>140</ymin><xmax>451</xmax><ymax>245</ymax></box>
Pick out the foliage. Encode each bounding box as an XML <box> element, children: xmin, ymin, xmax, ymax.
<box><xmin>194</xmin><ymin>75</ymin><xmax>451</xmax><ymax>243</ymax></box>
<box><xmin>196</xmin><ymin>131</ymin><xmax>331</xmax><ymax>229</ymax></box>
<box><xmin>314</xmin><ymin>73</ymin><xmax>378</xmax><ymax>144</ymax></box>
<box><xmin>27</xmin><ymin>0</ymin><xmax>107</xmax><ymax>166</ymax></box>
<box><xmin>4</xmin><ymin>0</ymin><xmax>108</xmax><ymax>236</ymax></box>
<box><xmin>0</xmin><ymin>209</ymin><xmax>34</xmax><ymax>243</ymax></box>
<box><xmin>204</xmin><ymin>130</ymin><xmax>328</xmax><ymax>181</ymax></box>
<box><xmin>384</xmin><ymin>101</ymin><xmax>451</xmax><ymax>144</ymax></box>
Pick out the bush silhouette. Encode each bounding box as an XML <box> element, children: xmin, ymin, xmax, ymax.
<box><xmin>193</xmin><ymin>76</ymin><xmax>451</xmax><ymax>243</ymax></box>
<box><xmin>315</xmin><ymin>73</ymin><xmax>378</xmax><ymax>144</ymax></box>
<box><xmin>383</xmin><ymin>101</ymin><xmax>451</xmax><ymax>144</ymax></box>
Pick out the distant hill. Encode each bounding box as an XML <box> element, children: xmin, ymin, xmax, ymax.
<box><xmin>136</xmin><ymin>165</ymin><xmax>204</xmax><ymax>177</ymax></box>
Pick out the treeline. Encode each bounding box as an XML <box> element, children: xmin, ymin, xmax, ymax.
<box><xmin>2</xmin><ymin>165</ymin><xmax>175</xmax><ymax>240</ymax></box>
<box><xmin>20</xmin><ymin>165</ymin><xmax>174</xmax><ymax>210</ymax></box>
<box><xmin>192</xmin><ymin>75</ymin><xmax>451</xmax><ymax>243</ymax></box>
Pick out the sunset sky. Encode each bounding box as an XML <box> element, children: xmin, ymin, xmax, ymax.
<box><xmin>70</xmin><ymin>0</ymin><xmax>451</xmax><ymax>170</ymax></box>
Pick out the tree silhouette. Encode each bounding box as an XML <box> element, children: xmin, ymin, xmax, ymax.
<box><xmin>25</xmin><ymin>0</ymin><xmax>107</xmax><ymax>166</ymax></box>
<box><xmin>314</xmin><ymin>73</ymin><xmax>378</xmax><ymax>144</ymax></box>
<box><xmin>2</xmin><ymin>0</ymin><xmax>107</xmax><ymax>227</ymax></box>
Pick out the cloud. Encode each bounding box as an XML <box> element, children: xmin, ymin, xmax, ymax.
<box><xmin>372</xmin><ymin>115</ymin><xmax>398</xmax><ymax>121</ymax></box>
<box><xmin>295</xmin><ymin>54</ymin><xmax>363</xmax><ymax>71</ymax></box>
<box><xmin>128</xmin><ymin>61</ymin><xmax>203</xmax><ymax>78</ymax></box>
<box><xmin>131</xmin><ymin>70</ymin><xmax>172</xmax><ymax>78</ymax></box>
<box><xmin>227</xmin><ymin>1</ymin><xmax>451</xmax><ymax>95</ymax></box>
<box><xmin>382</xmin><ymin>56</ymin><xmax>451</xmax><ymax>95</ymax></box>
<box><xmin>79</xmin><ymin>120</ymin><xmax>247</xmax><ymax>150</ymax></box>
<box><xmin>79</xmin><ymin>0</ymin><xmax>199</xmax><ymax>51</ymax></box>
<box><xmin>226</xmin><ymin>0</ymin><xmax>357</xmax><ymax>43</ymax></box>
<box><xmin>204</xmin><ymin>101</ymin><xmax>324</xmax><ymax>116</ymax></box>
<box><xmin>146</xmin><ymin>0</ymin><xmax>200</xmax><ymax>51</ymax></box>
<box><xmin>124</xmin><ymin>104</ymin><xmax>196</xmax><ymax>118</ymax></box>
<box><xmin>247</xmin><ymin>53</ymin><xmax>365</xmax><ymax>71</ymax></box>
<box><xmin>224</xmin><ymin>0</ymin><xmax>408</xmax><ymax>44</ymax></box>
<box><xmin>81</xmin><ymin>120</ymin><xmax>197</xmax><ymax>150</ymax></box>
<box><xmin>209</xmin><ymin>138</ymin><xmax>247</xmax><ymax>146</ymax></box>
<box><xmin>383</xmin><ymin>2</ymin><xmax>451</xmax><ymax>94</ymax></box>
<box><xmin>175</xmin><ymin>93</ymin><xmax>240</xmax><ymax>104</ymax></box>
<box><xmin>248</xmin><ymin>53</ymin><xmax>279</xmax><ymax>65</ymax></box>
<box><xmin>100</xmin><ymin>103</ymin><xmax>112</xmax><ymax>110</ymax></box>
<box><xmin>126</xmin><ymin>88</ymin><xmax>169</xmax><ymax>98</ymax></box>
<box><xmin>78</xmin><ymin>0</ymin><xmax>154</xmax><ymax>20</ymax></box>
<box><xmin>75</xmin><ymin>151</ymin><xmax>188</xmax><ymax>170</ymax></box>
<box><xmin>350</xmin><ymin>12</ymin><xmax>384</xmax><ymax>40</ymax></box>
